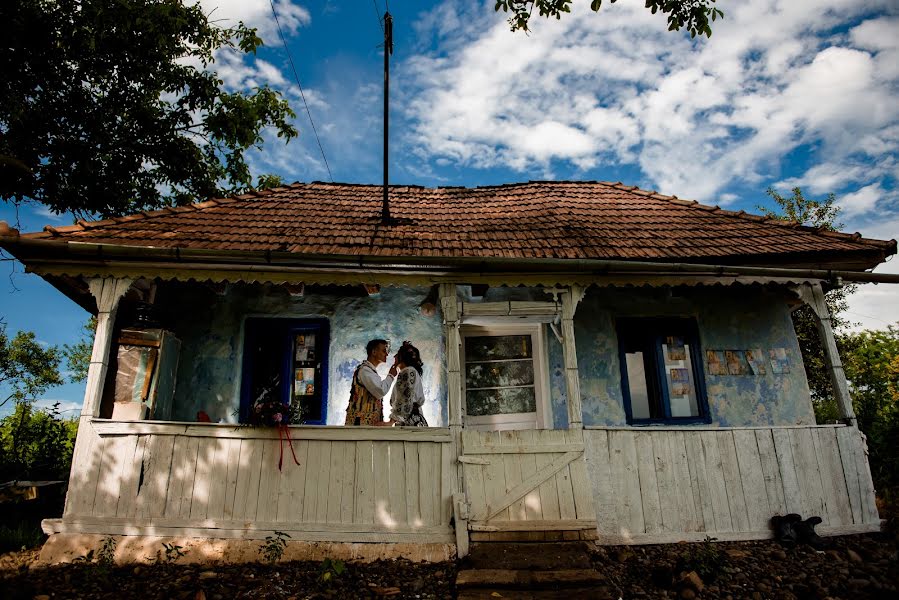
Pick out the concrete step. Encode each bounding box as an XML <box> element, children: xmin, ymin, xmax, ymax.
<box><xmin>456</xmin><ymin>568</ymin><xmax>605</xmax><ymax>589</ymax></box>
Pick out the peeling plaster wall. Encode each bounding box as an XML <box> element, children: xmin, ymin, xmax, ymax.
<box><xmin>163</xmin><ymin>284</ymin><xmax>446</xmax><ymax>426</ymax></box>
<box><xmin>575</xmin><ymin>286</ymin><xmax>815</xmax><ymax>427</ymax></box>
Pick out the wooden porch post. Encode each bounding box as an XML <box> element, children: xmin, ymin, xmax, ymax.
<box><xmin>81</xmin><ymin>277</ymin><xmax>134</xmax><ymax>417</ymax></box>
<box><xmin>63</xmin><ymin>277</ymin><xmax>132</xmax><ymax>518</ymax></box>
<box><xmin>798</xmin><ymin>282</ymin><xmax>856</xmax><ymax>423</ymax></box>
<box><xmin>560</xmin><ymin>286</ymin><xmax>585</xmax><ymax>430</ymax></box>
<box><xmin>439</xmin><ymin>283</ymin><xmax>469</xmax><ymax>556</ymax></box>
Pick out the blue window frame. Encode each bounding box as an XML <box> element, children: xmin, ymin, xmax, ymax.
<box><xmin>239</xmin><ymin>317</ymin><xmax>329</xmax><ymax>425</ymax></box>
<box><xmin>616</xmin><ymin>317</ymin><xmax>710</xmax><ymax>425</ymax></box>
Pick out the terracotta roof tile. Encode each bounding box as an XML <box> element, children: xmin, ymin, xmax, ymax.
<box><xmin>14</xmin><ymin>181</ymin><xmax>896</xmax><ymax>265</ymax></box>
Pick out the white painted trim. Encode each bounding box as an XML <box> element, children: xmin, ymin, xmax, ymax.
<box><xmin>90</xmin><ymin>419</ymin><xmax>452</xmax><ymax>442</ymax></box>
<box><xmin>459</xmin><ymin>323</ymin><xmax>551</xmax><ymax>430</ymax></box>
<box><xmin>584</xmin><ymin>424</ymin><xmax>846</xmax><ymax>432</ymax></box>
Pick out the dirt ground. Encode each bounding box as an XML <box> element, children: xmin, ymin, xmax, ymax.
<box><xmin>0</xmin><ymin>532</ymin><xmax>897</xmax><ymax>599</ymax></box>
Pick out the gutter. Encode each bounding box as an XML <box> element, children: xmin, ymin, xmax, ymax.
<box><xmin>2</xmin><ymin>236</ymin><xmax>899</xmax><ymax>284</ymax></box>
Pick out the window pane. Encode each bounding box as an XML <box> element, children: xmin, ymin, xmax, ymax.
<box><xmin>625</xmin><ymin>352</ymin><xmax>652</xmax><ymax>419</ymax></box>
<box><xmin>465</xmin><ymin>335</ymin><xmax>532</xmax><ymax>362</ymax></box>
<box><xmin>662</xmin><ymin>340</ymin><xmax>700</xmax><ymax>417</ymax></box>
<box><xmin>466</xmin><ymin>360</ymin><xmax>535</xmax><ymax>389</ymax></box>
<box><xmin>466</xmin><ymin>387</ymin><xmax>537</xmax><ymax>416</ymax></box>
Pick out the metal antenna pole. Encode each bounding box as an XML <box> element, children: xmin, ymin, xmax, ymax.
<box><xmin>381</xmin><ymin>12</ymin><xmax>393</xmax><ymax>224</ymax></box>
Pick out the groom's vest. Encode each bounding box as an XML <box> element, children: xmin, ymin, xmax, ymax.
<box><xmin>345</xmin><ymin>363</ymin><xmax>382</xmax><ymax>426</ymax></box>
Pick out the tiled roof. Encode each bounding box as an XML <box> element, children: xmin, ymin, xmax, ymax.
<box><xmin>18</xmin><ymin>181</ymin><xmax>897</xmax><ymax>265</ymax></box>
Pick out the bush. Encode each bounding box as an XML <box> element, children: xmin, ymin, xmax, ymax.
<box><xmin>0</xmin><ymin>402</ymin><xmax>78</xmax><ymax>483</ymax></box>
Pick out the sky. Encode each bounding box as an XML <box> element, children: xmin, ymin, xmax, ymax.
<box><xmin>1</xmin><ymin>0</ymin><xmax>898</xmax><ymax>416</ymax></box>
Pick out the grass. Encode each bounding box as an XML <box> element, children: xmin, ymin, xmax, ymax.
<box><xmin>0</xmin><ymin>521</ymin><xmax>44</xmax><ymax>553</ymax></box>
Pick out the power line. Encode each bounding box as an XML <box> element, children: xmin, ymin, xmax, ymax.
<box><xmin>268</xmin><ymin>0</ymin><xmax>333</xmax><ymax>182</ymax></box>
<box><xmin>372</xmin><ymin>0</ymin><xmax>384</xmax><ymax>34</ymax></box>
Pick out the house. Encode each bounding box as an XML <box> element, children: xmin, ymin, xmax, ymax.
<box><xmin>1</xmin><ymin>180</ymin><xmax>896</xmax><ymax>563</ymax></box>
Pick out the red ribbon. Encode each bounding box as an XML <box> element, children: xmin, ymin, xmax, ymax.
<box><xmin>278</xmin><ymin>424</ymin><xmax>301</xmax><ymax>471</ymax></box>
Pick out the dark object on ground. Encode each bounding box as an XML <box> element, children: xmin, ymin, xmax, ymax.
<box><xmin>772</xmin><ymin>513</ymin><xmax>827</xmax><ymax>548</ymax></box>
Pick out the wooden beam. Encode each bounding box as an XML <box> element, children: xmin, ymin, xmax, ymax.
<box><xmin>797</xmin><ymin>283</ymin><xmax>856</xmax><ymax>422</ymax></box>
<box><xmin>560</xmin><ymin>286</ymin><xmax>584</xmax><ymax>429</ymax></box>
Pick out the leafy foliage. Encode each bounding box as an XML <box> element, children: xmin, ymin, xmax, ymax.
<box><xmin>758</xmin><ymin>187</ymin><xmax>857</xmax><ymax>414</ymax></box>
<box><xmin>0</xmin><ymin>321</ymin><xmax>64</xmax><ymax>408</ymax></box>
<box><xmin>494</xmin><ymin>0</ymin><xmax>723</xmax><ymax>37</ymax></box>
<box><xmin>63</xmin><ymin>317</ymin><xmax>97</xmax><ymax>384</ymax></box>
<box><xmin>839</xmin><ymin>325</ymin><xmax>899</xmax><ymax>493</ymax></box>
<box><xmin>260</xmin><ymin>530</ymin><xmax>290</xmax><ymax>563</ymax></box>
<box><xmin>677</xmin><ymin>536</ymin><xmax>723</xmax><ymax>582</ymax></box>
<box><xmin>160</xmin><ymin>541</ymin><xmax>187</xmax><ymax>563</ymax></box>
<box><xmin>0</xmin><ymin>401</ymin><xmax>78</xmax><ymax>482</ymax></box>
<box><xmin>319</xmin><ymin>557</ymin><xmax>346</xmax><ymax>583</ymax></box>
<box><xmin>1</xmin><ymin>0</ymin><xmax>297</xmax><ymax>218</ymax></box>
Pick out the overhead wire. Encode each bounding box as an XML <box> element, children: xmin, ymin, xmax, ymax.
<box><xmin>268</xmin><ymin>0</ymin><xmax>333</xmax><ymax>182</ymax></box>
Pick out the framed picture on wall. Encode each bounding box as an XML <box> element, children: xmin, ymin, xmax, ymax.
<box><xmin>746</xmin><ymin>349</ymin><xmax>767</xmax><ymax>375</ymax></box>
<box><xmin>725</xmin><ymin>350</ymin><xmax>749</xmax><ymax>376</ymax></box>
<box><xmin>706</xmin><ymin>350</ymin><xmax>728</xmax><ymax>376</ymax></box>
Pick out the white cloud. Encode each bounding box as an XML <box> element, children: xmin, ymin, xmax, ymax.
<box><xmin>839</xmin><ymin>183</ymin><xmax>883</xmax><ymax>216</ymax></box>
<box><xmin>402</xmin><ymin>1</ymin><xmax>899</xmax><ymax>200</ymax></box>
<box><xmin>198</xmin><ymin>1</ymin><xmax>310</xmax><ymax>42</ymax></box>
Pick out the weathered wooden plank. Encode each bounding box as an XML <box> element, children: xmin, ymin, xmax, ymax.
<box><xmin>372</xmin><ymin>441</ymin><xmax>391</xmax><ymax>526</ymax></box>
<box><xmin>221</xmin><ymin>437</ymin><xmax>242</xmax><ymax>521</ymax></box>
<box><xmin>325</xmin><ymin>441</ymin><xmax>346</xmax><ymax>524</ymax></box>
<box><xmin>684</xmin><ymin>434</ymin><xmax>713</xmax><ymax>532</ymax></box>
<box><xmin>232</xmin><ymin>439</ymin><xmax>262</xmax><ymax>521</ymax></box>
<box><xmin>755</xmin><ymin>429</ymin><xmax>786</xmax><ymax>517</ymax></box>
<box><xmin>255</xmin><ymin>439</ymin><xmax>281</xmax><ymax>523</ymax></box>
<box><xmin>463</xmin><ymin>443</ymin><xmax>585</xmax><ymax>454</ymax></box>
<box><xmin>502</xmin><ymin>433</ymin><xmax>527</xmax><ymax>521</ymax></box>
<box><xmin>386</xmin><ymin>441</ymin><xmax>407</xmax><ymax>525</ymax></box>
<box><xmin>313</xmin><ymin>441</ymin><xmax>333</xmax><ymax>524</ymax></box>
<box><xmin>68</xmin><ymin>422</ymin><xmax>103</xmax><ymax>517</ymax></box>
<box><xmin>404</xmin><ymin>441</ymin><xmax>421</xmax><ymax>526</ymax></box>
<box><xmin>301</xmin><ymin>440</ymin><xmax>324</xmax><ymax>523</ymax></box>
<box><xmin>94</xmin><ymin>435</ymin><xmax>131</xmax><ymax>518</ymax></box>
<box><xmin>177</xmin><ymin>436</ymin><xmax>201</xmax><ymax>520</ymax></box>
<box><xmin>354</xmin><ymin>440</ymin><xmax>374</xmax><ymax>524</ymax></box>
<box><xmin>480</xmin><ymin>451</ymin><xmax>582</xmax><ymax>521</ymax></box>
<box><xmin>566</xmin><ymin>429</ymin><xmax>594</xmax><ymax>522</ymax></box>
<box><xmin>814</xmin><ymin>428</ymin><xmax>852</xmax><ymax>527</ymax></box>
<box><xmin>772</xmin><ymin>429</ymin><xmax>802</xmax><ymax>515</ymax></box>
<box><xmin>440</xmin><ymin>441</ymin><xmax>453</xmax><ymax>526</ymax></box>
<box><xmin>138</xmin><ymin>434</ymin><xmax>175</xmax><ymax>519</ymax></box>
<box><xmin>842</xmin><ymin>429</ymin><xmax>879</xmax><ymax>524</ymax></box>
<box><xmin>700</xmin><ymin>432</ymin><xmax>733</xmax><ymax>532</ymax></box>
<box><xmin>652</xmin><ymin>433</ymin><xmax>680</xmax><ymax>532</ymax></box>
<box><xmin>717</xmin><ymin>431</ymin><xmax>750</xmax><ymax>532</ymax></box>
<box><xmin>205</xmin><ymin>438</ymin><xmax>231</xmax><ymax>521</ymax></box>
<box><xmin>835</xmin><ymin>427</ymin><xmax>863</xmax><ymax>524</ymax></box>
<box><xmin>483</xmin><ymin>434</ymin><xmax>510</xmax><ymax>522</ymax></box>
<box><xmin>520</xmin><ymin>447</ymin><xmax>541</xmax><ymax>521</ymax></box>
<box><xmin>609</xmin><ymin>430</ymin><xmax>643</xmax><ymax>535</ymax></box>
<box><xmin>114</xmin><ymin>434</ymin><xmax>145</xmax><ymax>518</ymax></box>
<box><xmin>189</xmin><ymin>437</ymin><xmax>216</xmax><ymax>521</ymax></box>
<box><xmin>339</xmin><ymin>440</ymin><xmax>356</xmax><ymax>525</ymax></box>
<box><xmin>670</xmin><ymin>432</ymin><xmax>700</xmax><ymax>531</ymax></box>
<box><xmin>732</xmin><ymin>429</ymin><xmax>769</xmax><ymax>532</ymax></box>
<box><xmin>163</xmin><ymin>436</ymin><xmax>189</xmax><ymax>518</ymax></box>
<box><xmin>789</xmin><ymin>428</ymin><xmax>826</xmax><ymax>519</ymax></box>
<box><xmin>635</xmin><ymin>432</ymin><xmax>662</xmax><ymax>534</ymax></box>
<box><xmin>419</xmin><ymin>443</ymin><xmax>438</xmax><ymax>525</ymax></box>
<box><xmin>535</xmin><ymin>450</ymin><xmax>562</xmax><ymax>522</ymax></box>
<box><xmin>584</xmin><ymin>430</ymin><xmax>614</xmax><ymax>534</ymax></box>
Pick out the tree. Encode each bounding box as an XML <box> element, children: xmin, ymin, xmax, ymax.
<box><xmin>838</xmin><ymin>325</ymin><xmax>899</xmax><ymax>493</ymax></box>
<box><xmin>1</xmin><ymin>0</ymin><xmax>297</xmax><ymax>219</ymax></box>
<box><xmin>0</xmin><ymin>321</ymin><xmax>64</xmax><ymax>408</ymax></box>
<box><xmin>62</xmin><ymin>318</ymin><xmax>96</xmax><ymax>384</ymax></box>
<box><xmin>494</xmin><ymin>0</ymin><xmax>723</xmax><ymax>37</ymax></box>
<box><xmin>757</xmin><ymin>187</ymin><xmax>856</xmax><ymax>418</ymax></box>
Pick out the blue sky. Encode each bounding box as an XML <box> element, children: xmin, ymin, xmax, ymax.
<box><xmin>1</xmin><ymin>0</ymin><xmax>898</xmax><ymax>416</ymax></box>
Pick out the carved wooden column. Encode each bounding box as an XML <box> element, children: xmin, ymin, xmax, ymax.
<box><xmin>439</xmin><ymin>283</ymin><xmax>468</xmax><ymax>556</ymax></box>
<box><xmin>560</xmin><ymin>286</ymin><xmax>585</xmax><ymax>430</ymax></box>
<box><xmin>798</xmin><ymin>282</ymin><xmax>856</xmax><ymax>423</ymax></box>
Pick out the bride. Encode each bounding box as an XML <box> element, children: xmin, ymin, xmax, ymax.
<box><xmin>381</xmin><ymin>341</ymin><xmax>428</xmax><ymax>427</ymax></box>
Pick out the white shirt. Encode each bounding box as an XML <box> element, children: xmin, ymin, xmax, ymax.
<box><xmin>356</xmin><ymin>360</ymin><xmax>395</xmax><ymax>400</ymax></box>
<box><xmin>389</xmin><ymin>366</ymin><xmax>426</xmax><ymax>424</ymax></box>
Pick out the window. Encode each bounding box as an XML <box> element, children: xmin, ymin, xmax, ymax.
<box><xmin>239</xmin><ymin>318</ymin><xmax>329</xmax><ymax>424</ymax></box>
<box><xmin>460</xmin><ymin>325</ymin><xmax>550</xmax><ymax>430</ymax></box>
<box><xmin>616</xmin><ymin>318</ymin><xmax>709</xmax><ymax>424</ymax></box>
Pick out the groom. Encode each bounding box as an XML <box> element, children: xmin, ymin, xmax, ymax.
<box><xmin>345</xmin><ymin>339</ymin><xmax>398</xmax><ymax>426</ymax></box>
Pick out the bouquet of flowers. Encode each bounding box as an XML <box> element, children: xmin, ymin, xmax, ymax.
<box><xmin>251</xmin><ymin>398</ymin><xmax>290</xmax><ymax>427</ymax></box>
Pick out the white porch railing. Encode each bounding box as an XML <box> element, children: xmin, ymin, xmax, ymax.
<box><xmin>583</xmin><ymin>424</ymin><xmax>880</xmax><ymax>544</ymax></box>
<box><xmin>49</xmin><ymin>420</ymin><xmax>454</xmax><ymax>543</ymax></box>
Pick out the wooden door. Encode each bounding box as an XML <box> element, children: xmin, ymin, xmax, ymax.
<box><xmin>460</xmin><ymin>429</ymin><xmax>596</xmax><ymax>533</ymax></box>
